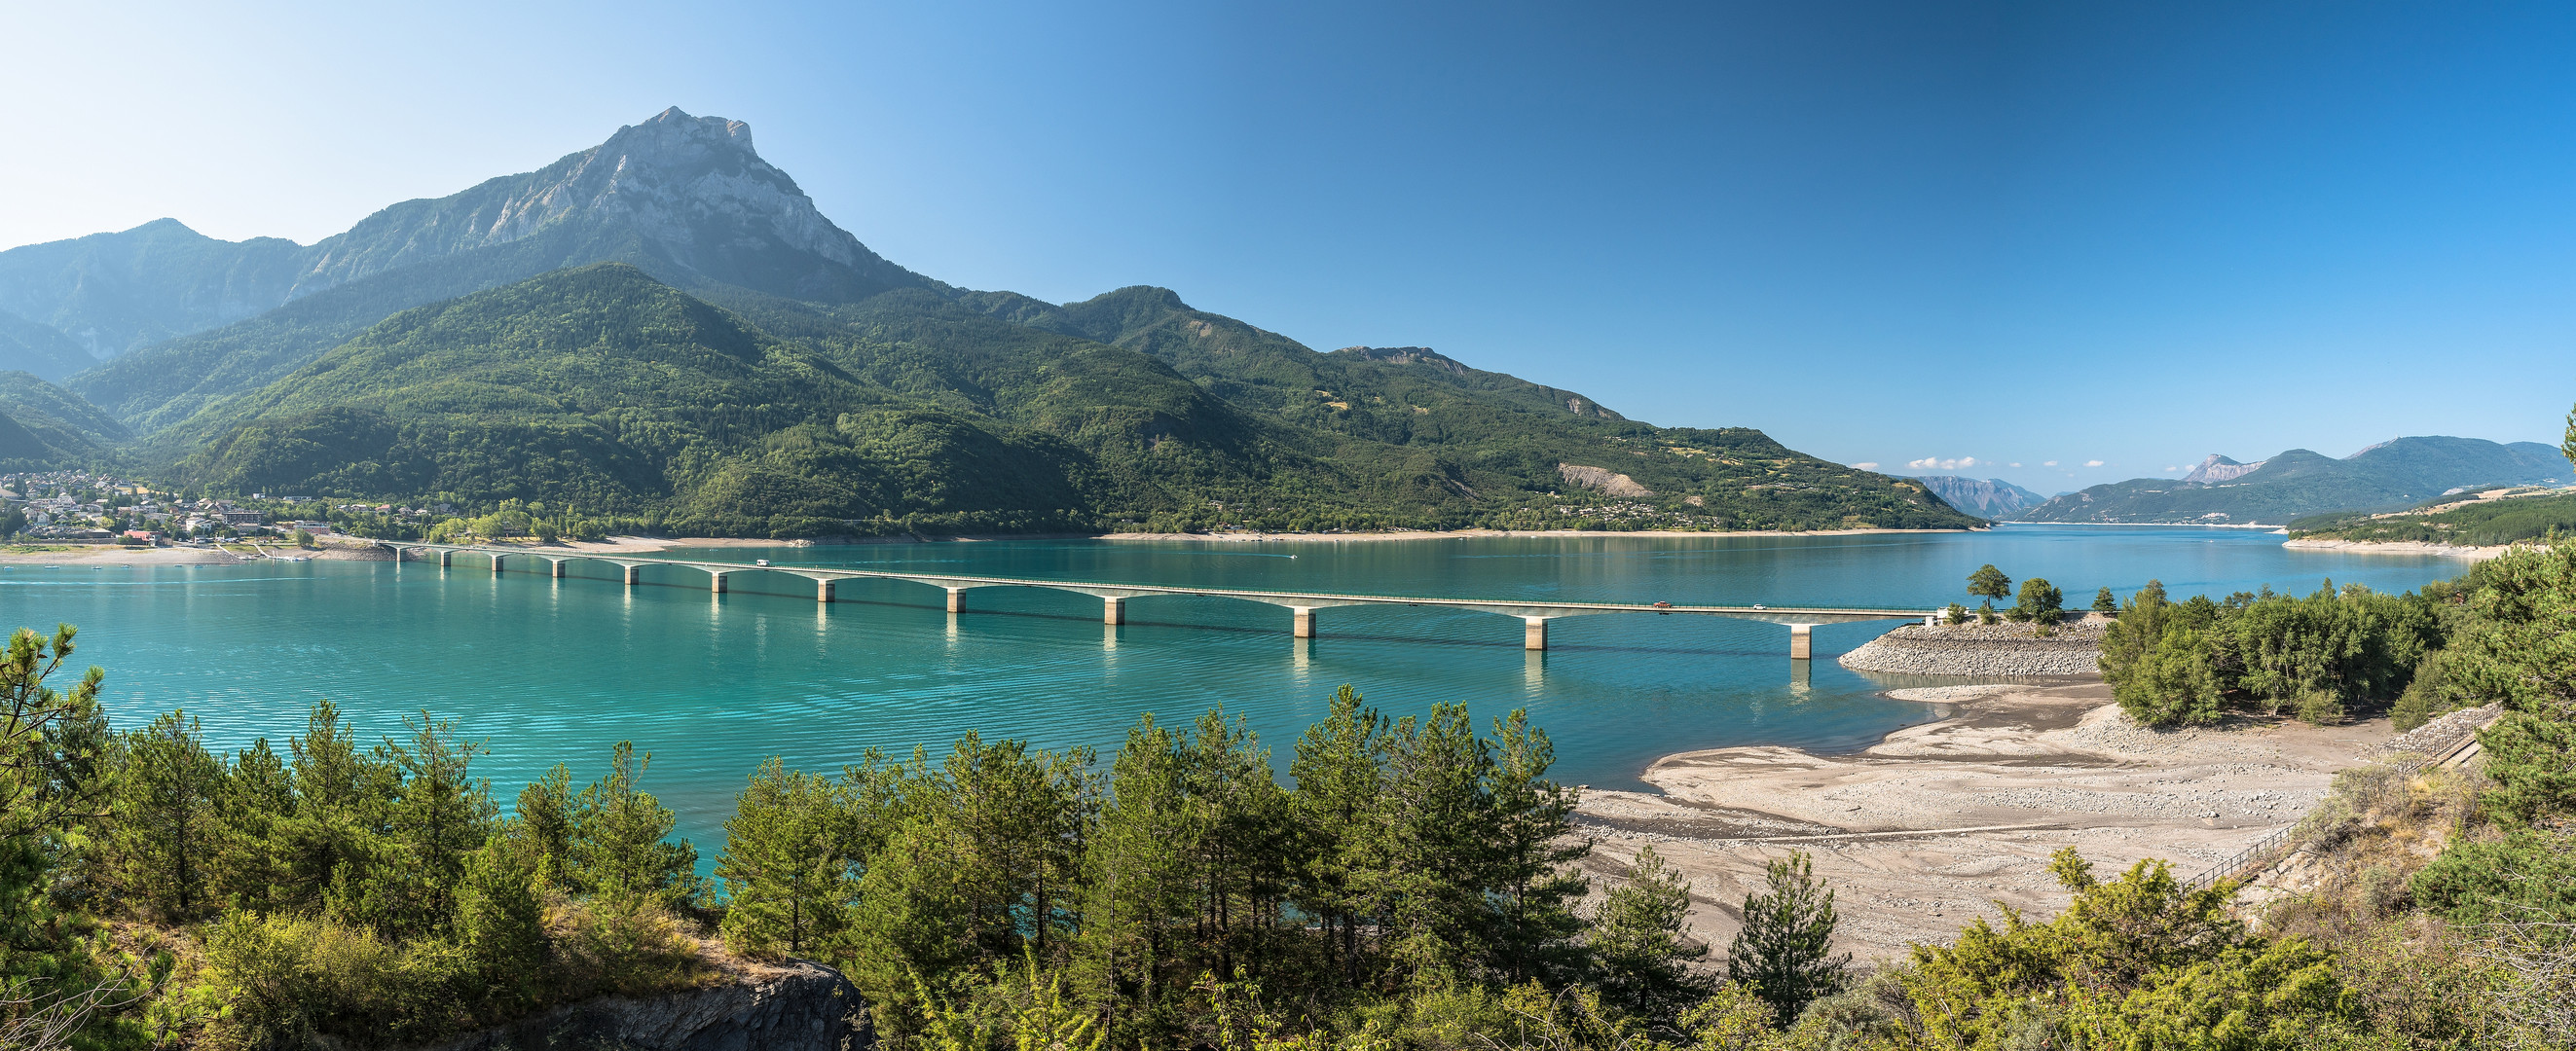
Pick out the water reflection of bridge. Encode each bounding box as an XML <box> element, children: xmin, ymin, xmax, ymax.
<box><xmin>376</xmin><ymin>542</ymin><xmax>1932</xmax><ymax>657</ymax></box>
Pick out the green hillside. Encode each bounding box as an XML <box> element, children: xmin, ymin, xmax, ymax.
<box><xmin>2288</xmin><ymin>487</ymin><xmax>2576</xmax><ymax>547</ymax></box>
<box><xmin>0</xmin><ymin>370</ymin><xmax>129</xmax><ymax>466</ymax></box>
<box><xmin>172</xmin><ymin>266</ymin><xmax>1974</xmax><ymax>536</ymax></box>
<box><xmin>2015</xmin><ymin>437</ymin><xmax>2572</xmax><ymax>525</ymax></box>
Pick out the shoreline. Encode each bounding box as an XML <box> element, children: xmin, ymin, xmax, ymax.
<box><xmin>0</xmin><ymin>526</ymin><xmax>1984</xmax><ymax>563</ymax></box>
<box><xmin>2280</xmin><ymin>536</ymin><xmax>2517</xmax><ymax>561</ymax></box>
<box><xmin>1579</xmin><ymin>676</ymin><xmax>2397</xmax><ymax>959</ymax></box>
<box><xmin>1094</xmin><ymin>526</ymin><xmax>1977</xmax><ymax>544</ymax></box>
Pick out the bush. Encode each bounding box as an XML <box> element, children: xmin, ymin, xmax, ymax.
<box><xmin>2391</xmin><ymin>648</ymin><xmax>2459</xmax><ymax>731</ymax></box>
<box><xmin>194</xmin><ymin>912</ymin><xmax>473</xmax><ymax>1047</ymax></box>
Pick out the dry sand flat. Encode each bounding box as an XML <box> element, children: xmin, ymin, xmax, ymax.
<box><xmin>1575</xmin><ymin>681</ymin><xmax>2392</xmax><ymax>960</ymax></box>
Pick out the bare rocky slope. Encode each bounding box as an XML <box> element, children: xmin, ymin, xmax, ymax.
<box><xmin>408</xmin><ymin>960</ymin><xmax>867</xmax><ymax>1051</ymax></box>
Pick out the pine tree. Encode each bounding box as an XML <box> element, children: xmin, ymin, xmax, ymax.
<box><xmin>1487</xmin><ymin>708</ymin><xmax>1590</xmax><ymax>984</ymax></box>
<box><xmin>1078</xmin><ymin>714</ymin><xmax>1196</xmax><ymax>1030</ymax></box>
<box><xmin>457</xmin><ymin>832</ymin><xmax>549</xmax><ymax>1012</ymax></box>
<box><xmin>717</xmin><ymin>758</ymin><xmax>857</xmax><ymax>958</ymax></box>
<box><xmin>1725</xmin><ymin>850</ymin><xmax>1850</xmax><ymax>1024</ymax></box>
<box><xmin>1967</xmin><ymin>564</ymin><xmax>2012</xmax><ymax>604</ymax></box>
<box><xmin>210</xmin><ymin>739</ymin><xmax>294</xmax><ymax>913</ymax></box>
<box><xmin>1589</xmin><ymin>846</ymin><xmax>1713</xmax><ymax>1026</ymax></box>
<box><xmin>515</xmin><ymin>762</ymin><xmax>575</xmax><ymax>888</ymax></box>
<box><xmin>111</xmin><ymin>709</ymin><xmax>224</xmax><ymax>918</ymax></box>
<box><xmin>570</xmin><ymin>741</ymin><xmax>699</xmax><ymax>908</ymax></box>
<box><xmin>1287</xmin><ymin>685</ymin><xmax>1387</xmax><ymax>988</ymax></box>
<box><xmin>1377</xmin><ymin>703</ymin><xmax>1498</xmax><ymax>981</ymax></box>
<box><xmin>2093</xmin><ymin>586</ymin><xmax>2118</xmax><ymax>613</ymax></box>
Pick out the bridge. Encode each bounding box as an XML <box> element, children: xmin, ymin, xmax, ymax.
<box><xmin>375</xmin><ymin>542</ymin><xmax>1934</xmax><ymax>656</ymax></box>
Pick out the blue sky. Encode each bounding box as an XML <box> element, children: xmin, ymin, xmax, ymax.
<box><xmin>6</xmin><ymin>1</ymin><xmax>2572</xmax><ymax>493</ymax></box>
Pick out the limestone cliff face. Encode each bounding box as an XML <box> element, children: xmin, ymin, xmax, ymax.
<box><xmin>0</xmin><ymin>107</ymin><xmax>927</xmax><ymax>364</ymax></box>
<box><xmin>296</xmin><ymin>107</ymin><xmax>921</xmax><ymax>302</ymax></box>
<box><xmin>410</xmin><ymin>960</ymin><xmax>869</xmax><ymax>1051</ymax></box>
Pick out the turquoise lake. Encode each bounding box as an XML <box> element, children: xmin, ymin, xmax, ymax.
<box><xmin>0</xmin><ymin>526</ymin><xmax>2461</xmax><ymax>852</ymax></box>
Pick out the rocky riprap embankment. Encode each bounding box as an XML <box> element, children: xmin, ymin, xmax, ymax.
<box><xmin>414</xmin><ymin>960</ymin><xmax>867</xmax><ymax>1051</ymax></box>
<box><xmin>1838</xmin><ymin>620</ymin><xmax>2107</xmax><ymax>677</ymax></box>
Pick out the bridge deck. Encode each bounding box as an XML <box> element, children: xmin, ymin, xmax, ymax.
<box><xmin>382</xmin><ymin>542</ymin><xmax>1932</xmax><ymax>650</ymax></box>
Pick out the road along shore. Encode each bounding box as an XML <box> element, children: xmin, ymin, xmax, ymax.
<box><xmin>1574</xmin><ymin>679</ymin><xmax>2399</xmax><ymax>960</ymax></box>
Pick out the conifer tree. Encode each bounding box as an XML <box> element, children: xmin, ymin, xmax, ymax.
<box><xmin>2094</xmin><ymin>586</ymin><xmax>2119</xmax><ymax>613</ymax></box>
<box><xmin>1287</xmin><ymin>685</ymin><xmax>1387</xmax><ymax>988</ymax></box>
<box><xmin>1725</xmin><ymin>850</ymin><xmax>1849</xmax><ymax>1025</ymax></box>
<box><xmin>1078</xmin><ymin>714</ymin><xmax>1196</xmax><ymax>1028</ymax></box>
<box><xmin>1377</xmin><ymin>703</ymin><xmax>1498</xmax><ymax>980</ymax></box>
<box><xmin>457</xmin><ymin>833</ymin><xmax>548</xmax><ymax>1010</ymax></box>
<box><xmin>111</xmin><ymin>709</ymin><xmax>224</xmax><ymax>918</ymax></box>
<box><xmin>1967</xmin><ymin>564</ymin><xmax>2012</xmax><ymax>604</ymax></box>
<box><xmin>570</xmin><ymin>741</ymin><xmax>699</xmax><ymax>908</ymax></box>
<box><xmin>718</xmin><ymin>758</ymin><xmax>857</xmax><ymax>958</ymax></box>
<box><xmin>211</xmin><ymin>738</ymin><xmax>294</xmax><ymax>913</ymax></box>
<box><xmin>1487</xmin><ymin>708</ymin><xmax>1589</xmax><ymax>984</ymax></box>
<box><xmin>515</xmin><ymin>762</ymin><xmax>575</xmax><ymax>888</ymax></box>
<box><xmin>1589</xmin><ymin>846</ymin><xmax>1712</xmax><ymax>1026</ymax></box>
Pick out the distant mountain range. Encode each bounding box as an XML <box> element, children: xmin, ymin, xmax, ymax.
<box><xmin>0</xmin><ymin>108</ymin><xmax>1977</xmax><ymax>536</ymax></box>
<box><xmin>2010</xmin><ymin>438</ymin><xmax>2572</xmax><ymax>526</ymax></box>
<box><xmin>1906</xmin><ymin>476</ymin><xmax>2046</xmax><ymax>518</ymax></box>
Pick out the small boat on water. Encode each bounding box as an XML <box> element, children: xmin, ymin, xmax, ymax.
<box><xmin>754</xmin><ymin>559</ymin><xmax>771</xmax><ymax>566</ymax></box>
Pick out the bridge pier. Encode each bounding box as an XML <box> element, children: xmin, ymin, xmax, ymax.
<box><xmin>438</xmin><ymin>550</ymin><xmax>453</xmax><ymax>568</ymax></box>
<box><xmin>946</xmin><ymin>588</ymin><xmax>968</xmax><ymax>614</ymax></box>
<box><xmin>817</xmin><ymin>578</ymin><xmax>835</xmax><ymax>603</ymax></box>
<box><xmin>711</xmin><ymin>572</ymin><xmax>728</xmax><ymax>595</ymax></box>
<box><xmin>1103</xmin><ymin>597</ymin><xmax>1124</xmax><ymax>625</ymax></box>
<box><xmin>623</xmin><ymin>564</ymin><xmax>641</xmax><ymax>586</ymax></box>
<box><xmin>1788</xmin><ymin>623</ymin><xmax>1816</xmax><ymax>660</ymax></box>
<box><xmin>1292</xmin><ymin>607</ymin><xmax>1315</xmax><ymax>638</ymax></box>
<box><xmin>1525</xmin><ymin>617</ymin><xmax>1549</xmax><ymax>651</ymax></box>
<box><xmin>550</xmin><ymin>559</ymin><xmax>566</xmax><ymax>579</ymax></box>
<box><xmin>491</xmin><ymin>554</ymin><xmax>505</xmax><ymax>575</ymax></box>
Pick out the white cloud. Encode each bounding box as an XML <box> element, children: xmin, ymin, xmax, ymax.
<box><xmin>2042</xmin><ymin>460</ymin><xmax>2058</xmax><ymax>467</ymax></box>
<box><xmin>2008</xmin><ymin>462</ymin><xmax>2022</xmax><ymax>468</ymax></box>
<box><xmin>2163</xmin><ymin>465</ymin><xmax>2181</xmax><ymax>472</ymax></box>
<box><xmin>1905</xmin><ymin>455</ymin><xmax>1980</xmax><ymax>471</ymax></box>
<box><xmin>2084</xmin><ymin>459</ymin><xmax>2104</xmax><ymax>467</ymax></box>
<box><xmin>1851</xmin><ymin>461</ymin><xmax>1878</xmax><ymax>469</ymax></box>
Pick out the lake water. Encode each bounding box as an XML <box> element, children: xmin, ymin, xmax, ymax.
<box><xmin>0</xmin><ymin>526</ymin><xmax>2460</xmax><ymax>852</ymax></box>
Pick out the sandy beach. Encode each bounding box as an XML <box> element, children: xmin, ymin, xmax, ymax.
<box><xmin>1577</xmin><ymin>679</ymin><xmax>2393</xmax><ymax>960</ymax></box>
<box><xmin>0</xmin><ymin>543</ymin><xmax>251</xmax><ymax>565</ymax></box>
<box><xmin>2280</xmin><ymin>537</ymin><xmax>2514</xmax><ymax>561</ymax></box>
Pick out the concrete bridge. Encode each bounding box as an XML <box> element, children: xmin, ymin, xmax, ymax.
<box><xmin>376</xmin><ymin>542</ymin><xmax>1933</xmax><ymax>656</ymax></box>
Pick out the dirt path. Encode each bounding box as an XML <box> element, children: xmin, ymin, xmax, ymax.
<box><xmin>1577</xmin><ymin>681</ymin><xmax>2392</xmax><ymax>960</ymax></box>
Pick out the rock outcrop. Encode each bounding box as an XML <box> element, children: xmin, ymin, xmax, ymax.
<box><xmin>1558</xmin><ymin>463</ymin><xmax>1654</xmax><ymax>497</ymax></box>
<box><xmin>414</xmin><ymin>960</ymin><xmax>868</xmax><ymax>1051</ymax></box>
<box><xmin>2181</xmin><ymin>454</ymin><xmax>2265</xmax><ymax>485</ymax></box>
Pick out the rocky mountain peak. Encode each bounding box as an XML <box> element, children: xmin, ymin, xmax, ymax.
<box><xmin>2182</xmin><ymin>453</ymin><xmax>2264</xmax><ymax>485</ymax></box>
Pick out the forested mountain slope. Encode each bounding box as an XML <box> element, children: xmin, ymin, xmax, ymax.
<box><xmin>0</xmin><ymin>371</ymin><xmax>129</xmax><ymax>467</ymax></box>
<box><xmin>170</xmin><ymin>266</ymin><xmax>1970</xmax><ymax>535</ymax></box>
<box><xmin>0</xmin><ymin>310</ymin><xmax>104</xmax><ymax>380</ymax></box>
<box><xmin>2015</xmin><ymin>437</ymin><xmax>2571</xmax><ymax>525</ymax></box>
<box><xmin>8</xmin><ymin>108</ymin><xmax>1976</xmax><ymax>536</ymax></box>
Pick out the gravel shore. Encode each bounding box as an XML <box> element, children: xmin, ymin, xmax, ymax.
<box><xmin>1574</xmin><ymin>679</ymin><xmax>2398</xmax><ymax>960</ymax></box>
